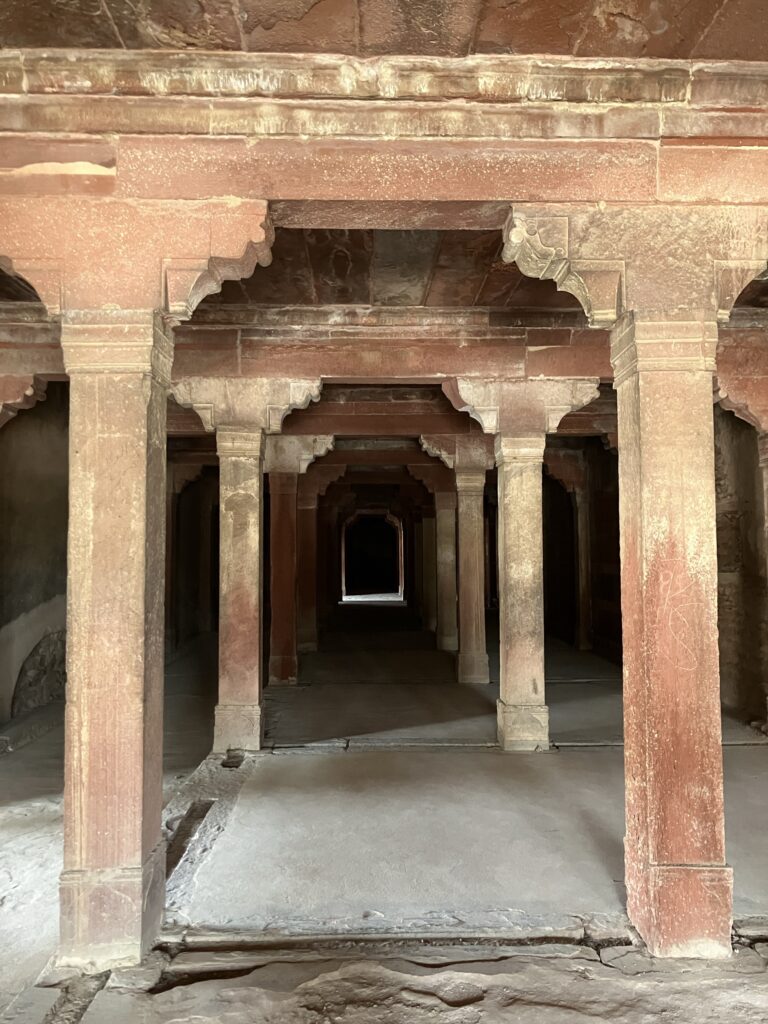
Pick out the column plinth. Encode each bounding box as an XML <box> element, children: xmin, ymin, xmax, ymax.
<box><xmin>455</xmin><ymin>469</ymin><xmax>490</xmax><ymax>684</ymax></box>
<box><xmin>613</xmin><ymin>316</ymin><xmax>732</xmax><ymax>958</ymax></box>
<box><xmin>495</xmin><ymin>436</ymin><xmax>549</xmax><ymax>752</ymax></box>
<box><xmin>215</xmin><ymin>428</ymin><xmax>265</xmax><ymax>752</ymax></box>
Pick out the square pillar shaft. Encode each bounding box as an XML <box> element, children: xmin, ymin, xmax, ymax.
<box><xmin>297</xmin><ymin>493</ymin><xmax>319</xmax><ymax>653</ymax></box>
<box><xmin>422</xmin><ymin>514</ymin><xmax>438</xmax><ymax>633</ymax></box>
<box><xmin>59</xmin><ymin>330</ymin><xmax>169</xmax><ymax>970</ymax></box>
<box><xmin>455</xmin><ymin>469</ymin><xmax>490</xmax><ymax>684</ymax></box>
<box><xmin>575</xmin><ymin>487</ymin><xmax>593</xmax><ymax>651</ymax></box>
<box><xmin>269</xmin><ymin>472</ymin><xmax>299</xmax><ymax>685</ymax></box>
<box><xmin>215</xmin><ymin>429</ymin><xmax>265</xmax><ymax>752</ymax></box>
<box><xmin>613</xmin><ymin>317</ymin><xmax>732</xmax><ymax>958</ymax></box>
<box><xmin>435</xmin><ymin>492</ymin><xmax>459</xmax><ymax>652</ymax></box>
<box><xmin>495</xmin><ymin>436</ymin><xmax>549</xmax><ymax>751</ymax></box>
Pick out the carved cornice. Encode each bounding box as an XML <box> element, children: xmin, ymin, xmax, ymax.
<box><xmin>0</xmin><ymin>374</ymin><xmax>47</xmax><ymax>428</ymax></box>
<box><xmin>501</xmin><ymin>212</ymin><xmax>623</xmax><ymax>329</ymax></box>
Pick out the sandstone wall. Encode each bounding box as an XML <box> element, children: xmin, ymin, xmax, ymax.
<box><xmin>0</xmin><ymin>382</ymin><xmax>68</xmax><ymax>723</ymax></box>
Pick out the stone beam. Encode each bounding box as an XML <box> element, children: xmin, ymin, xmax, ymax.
<box><xmin>264</xmin><ymin>435</ymin><xmax>335</xmax><ymax>475</ymax></box>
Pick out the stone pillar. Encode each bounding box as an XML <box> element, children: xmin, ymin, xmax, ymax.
<box><xmin>434</xmin><ymin>491</ymin><xmax>459</xmax><ymax>652</ymax></box>
<box><xmin>269</xmin><ymin>472</ymin><xmax>299</xmax><ymax>685</ymax></box>
<box><xmin>422</xmin><ymin>513</ymin><xmax>438</xmax><ymax>633</ymax></box>
<box><xmin>612</xmin><ymin>316</ymin><xmax>731</xmax><ymax>958</ymax></box>
<box><xmin>59</xmin><ymin>322</ymin><xmax>170</xmax><ymax>969</ymax></box>
<box><xmin>574</xmin><ymin>485</ymin><xmax>593</xmax><ymax>651</ymax></box>
<box><xmin>495</xmin><ymin>436</ymin><xmax>548</xmax><ymax>751</ymax></box>
<box><xmin>215</xmin><ymin>429</ymin><xmax>265</xmax><ymax>752</ymax></box>
<box><xmin>455</xmin><ymin>469</ymin><xmax>490</xmax><ymax>684</ymax></box>
<box><xmin>297</xmin><ymin>484</ymin><xmax>319</xmax><ymax>653</ymax></box>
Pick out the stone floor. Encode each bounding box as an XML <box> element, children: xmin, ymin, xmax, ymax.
<box><xmin>1</xmin><ymin>625</ymin><xmax>767</xmax><ymax>1020</ymax></box>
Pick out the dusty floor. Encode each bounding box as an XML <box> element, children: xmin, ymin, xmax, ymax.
<box><xmin>1</xmin><ymin>628</ymin><xmax>767</xmax><ymax>1019</ymax></box>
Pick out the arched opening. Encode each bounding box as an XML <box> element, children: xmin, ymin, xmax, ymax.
<box><xmin>342</xmin><ymin>511</ymin><xmax>404</xmax><ymax>602</ymax></box>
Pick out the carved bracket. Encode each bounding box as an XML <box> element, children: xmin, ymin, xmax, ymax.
<box><xmin>0</xmin><ymin>374</ymin><xmax>47</xmax><ymax>428</ymax></box>
<box><xmin>265</xmin><ymin>435</ymin><xmax>334</xmax><ymax>475</ymax></box>
<box><xmin>164</xmin><ymin>204</ymin><xmax>275</xmax><ymax>318</ymax></box>
<box><xmin>501</xmin><ymin>211</ymin><xmax>623</xmax><ymax>329</ymax></box>
<box><xmin>443</xmin><ymin>377</ymin><xmax>601</xmax><ymax>436</ymax></box>
<box><xmin>171</xmin><ymin>377</ymin><xmax>323</xmax><ymax>433</ymax></box>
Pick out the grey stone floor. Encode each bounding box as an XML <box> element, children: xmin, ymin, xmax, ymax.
<box><xmin>1</xmin><ymin>628</ymin><xmax>767</xmax><ymax>1018</ymax></box>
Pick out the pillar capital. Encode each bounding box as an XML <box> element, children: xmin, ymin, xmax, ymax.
<box><xmin>61</xmin><ymin>317</ymin><xmax>173</xmax><ymax>386</ymax></box>
<box><xmin>454</xmin><ymin>468</ymin><xmax>487</xmax><ymax>494</ymax></box>
<box><xmin>611</xmin><ymin>315</ymin><xmax>718</xmax><ymax>387</ymax></box>
<box><xmin>216</xmin><ymin>428</ymin><xmax>264</xmax><ymax>460</ymax></box>
<box><xmin>495</xmin><ymin>435</ymin><xmax>546</xmax><ymax>465</ymax></box>
<box><xmin>172</xmin><ymin>376</ymin><xmax>323</xmax><ymax>434</ymax></box>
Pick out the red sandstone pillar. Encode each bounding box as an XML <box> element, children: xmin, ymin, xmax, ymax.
<box><xmin>495</xmin><ymin>436</ymin><xmax>548</xmax><ymax>750</ymax></box>
<box><xmin>613</xmin><ymin>316</ymin><xmax>732</xmax><ymax>958</ymax></box>
<box><xmin>455</xmin><ymin>469</ymin><xmax>490</xmax><ymax>684</ymax></box>
<box><xmin>297</xmin><ymin>485</ymin><xmax>319</xmax><ymax>653</ymax></box>
<box><xmin>59</xmin><ymin>322</ymin><xmax>168</xmax><ymax>969</ymax></box>
<box><xmin>269</xmin><ymin>472</ymin><xmax>299</xmax><ymax>685</ymax></box>
<box><xmin>422</xmin><ymin>512</ymin><xmax>438</xmax><ymax>633</ymax></box>
<box><xmin>434</xmin><ymin>491</ymin><xmax>459</xmax><ymax>652</ymax></box>
<box><xmin>215</xmin><ymin>429</ymin><xmax>265</xmax><ymax>752</ymax></box>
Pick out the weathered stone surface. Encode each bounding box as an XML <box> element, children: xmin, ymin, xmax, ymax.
<box><xmin>79</xmin><ymin>952</ymin><xmax>768</xmax><ymax>1023</ymax></box>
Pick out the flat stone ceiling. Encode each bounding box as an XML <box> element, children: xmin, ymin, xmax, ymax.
<box><xmin>1</xmin><ymin>0</ymin><xmax>766</xmax><ymax>59</ymax></box>
<box><xmin>202</xmin><ymin>228</ymin><xmax>579</xmax><ymax>310</ymax></box>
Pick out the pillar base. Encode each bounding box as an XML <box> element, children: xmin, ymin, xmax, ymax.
<box><xmin>497</xmin><ymin>700</ymin><xmax>550</xmax><ymax>751</ymax></box>
<box><xmin>57</xmin><ymin>842</ymin><xmax>165</xmax><ymax>971</ymax></box>
<box><xmin>213</xmin><ymin>702</ymin><xmax>263</xmax><ymax>753</ymax></box>
<box><xmin>457</xmin><ymin>651</ymin><xmax>490</xmax><ymax>684</ymax></box>
<box><xmin>268</xmin><ymin>655</ymin><xmax>298</xmax><ymax>686</ymax></box>
<box><xmin>437</xmin><ymin>632</ymin><xmax>459</xmax><ymax>653</ymax></box>
<box><xmin>628</xmin><ymin>862</ymin><xmax>733</xmax><ymax>959</ymax></box>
